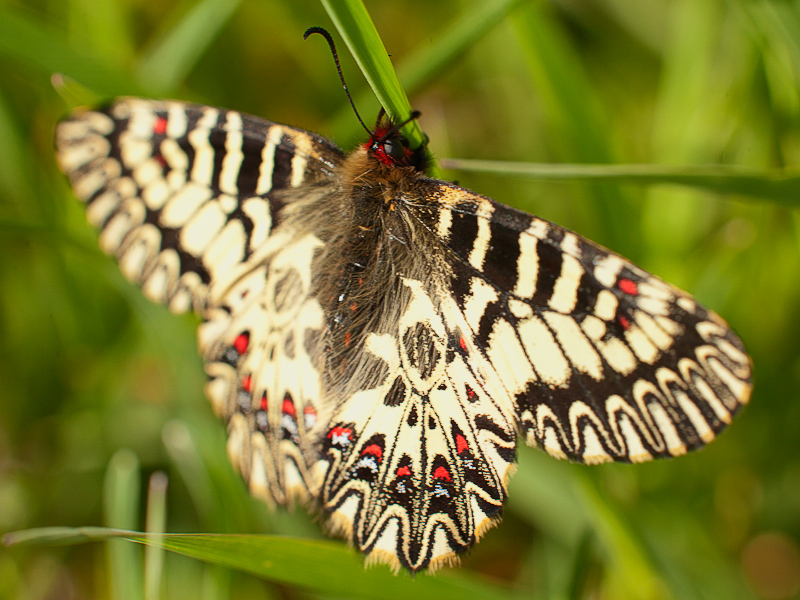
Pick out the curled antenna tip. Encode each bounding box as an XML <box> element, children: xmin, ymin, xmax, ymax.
<box><xmin>303</xmin><ymin>26</ymin><xmax>329</xmax><ymax>41</ymax></box>
<box><xmin>303</xmin><ymin>26</ymin><xmax>371</xmax><ymax>136</ymax></box>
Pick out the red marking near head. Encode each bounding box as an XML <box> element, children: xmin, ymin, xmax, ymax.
<box><xmin>459</xmin><ymin>336</ymin><xmax>467</xmax><ymax>351</ymax></box>
<box><xmin>465</xmin><ymin>385</ymin><xmax>477</xmax><ymax>401</ymax></box>
<box><xmin>456</xmin><ymin>434</ymin><xmax>469</xmax><ymax>454</ymax></box>
<box><xmin>433</xmin><ymin>466</ymin><xmax>451</xmax><ymax>482</ymax></box>
<box><xmin>344</xmin><ymin>332</ymin><xmax>352</xmax><ymax>347</ymax></box>
<box><xmin>619</xmin><ymin>316</ymin><xmax>631</xmax><ymax>330</ymax></box>
<box><xmin>396</xmin><ymin>465</ymin><xmax>411</xmax><ymax>477</ymax></box>
<box><xmin>154</xmin><ymin>117</ymin><xmax>167</xmax><ymax>135</ymax></box>
<box><xmin>242</xmin><ymin>375</ymin><xmax>252</xmax><ymax>393</ymax></box>
<box><xmin>259</xmin><ymin>392</ymin><xmax>268</xmax><ymax>411</ymax></box>
<box><xmin>350</xmin><ymin>302</ymin><xmax>357</xmax><ymax>312</ymax></box>
<box><xmin>304</xmin><ymin>405</ymin><xmax>316</xmax><ymax>416</ymax></box>
<box><xmin>362</xmin><ymin>444</ymin><xmax>383</xmax><ymax>459</ymax></box>
<box><xmin>358</xmin><ymin>278</ymin><xmax>363</xmax><ymax>285</ymax></box>
<box><xmin>282</xmin><ymin>395</ymin><xmax>296</xmax><ymax>417</ymax></box>
<box><xmin>618</xmin><ymin>279</ymin><xmax>638</xmax><ymax>295</ymax></box>
<box><xmin>233</xmin><ymin>332</ymin><xmax>250</xmax><ymax>354</ymax></box>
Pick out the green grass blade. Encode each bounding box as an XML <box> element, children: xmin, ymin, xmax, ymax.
<box><xmin>0</xmin><ymin>5</ymin><xmax>142</xmax><ymax>97</ymax></box>
<box><xmin>104</xmin><ymin>450</ymin><xmax>144</xmax><ymax>600</ymax></box>
<box><xmin>4</xmin><ymin>527</ymin><xmax>514</xmax><ymax>600</ymax></box>
<box><xmin>319</xmin><ymin>0</ymin><xmax>426</xmax><ymax>151</ymax></box>
<box><xmin>438</xmin><ymin>159</ymin><xmax>800</xmax><ymax>204</ymax></box>
<box><xmin>3</xmin><ymin>527</ymin><xmax>135</xmax><ymax>546</ymax></box>
<box><xmin>144</xmin><ymin>472</ymin><xmax>168</xmax><ymax>600</ymax></box>
<box><xmin>572</xmin><ymin>473</ymin><xmax>670</xmax><ymax>600</ymax></box>
<box><xmin>330</xmin><ymin>0</ymin><xmax>526</xmax><ymax>139</ymax></box>
<box><xmin>397</xmin><ymin>0</ymin><xmax>527</xmax><ymax>98</ymax></box>
<box><xmin>136</xmin><ymin>0</ymin><xmax>244</xmax><ymax>94</ymax></box>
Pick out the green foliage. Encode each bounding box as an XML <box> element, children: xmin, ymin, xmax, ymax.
<box><xmin>0</xmin><ymin>0</ymin><xmax>798</xmax><ymax>598</ymax></box>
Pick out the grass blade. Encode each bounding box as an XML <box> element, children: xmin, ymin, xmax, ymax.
<box><xmin>329</xmin><ymin>0</ymin><xmax>527</xmax><ymax>138</ymax></box>
<box><xmin>144</xmin><ymin>472</ymin><xmax>168</xmax><ymax>600</ymax></box>
<box><xmin>319</xmin><ymin>0</ymin><xmax>425</xmax><ymax>151</ymax></box>
<box><xmin>136</xmin><ymin>0</ymin><xmax>244</xmax><ymax>93</ymax></box>
<box><xmin>104</xmin><ymin>450</ymin><xmax>144</xmax><ymax>600</ymax></box>
<box><xmin>4</xmin><ymin>527</ymin><xmax>514</xmax><ymax>600</ymax></box>
<box><xmin>438</xmin><ymin>159</ymin><xmax>800</xmax><ymax>204</ymax></box>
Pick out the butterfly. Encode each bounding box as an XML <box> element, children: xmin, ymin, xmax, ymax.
<box><xmin>55</xmin><ymin>96</ymin><xmax>752</xmax><ymax>572</ymax></box>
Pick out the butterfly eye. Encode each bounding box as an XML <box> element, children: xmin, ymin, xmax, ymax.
<box><xmin>382</xmin><ymin>138</ymin><xmax>406</xmax><ymax>162</ymax></box>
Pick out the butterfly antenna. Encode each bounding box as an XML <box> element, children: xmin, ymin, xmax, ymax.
<box><xmin>304</xmin><ymin>26</ymin><xmax>371</xmax><ymax>136</ymax></box>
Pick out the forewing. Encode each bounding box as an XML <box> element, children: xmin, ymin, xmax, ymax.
<box><xmin>56</xmin><ymin>98</ymin><xmax>343</xmax><ymax>505</ymax></box>
<box><xmin>414</xmin><ymin>182</ymin><xmax>752</xmax><ymax>464</ymax></box>
<box><xmin>55</xmin><ymin>97</ymin><xmax>343</xmax><ymax>312</ymax></box>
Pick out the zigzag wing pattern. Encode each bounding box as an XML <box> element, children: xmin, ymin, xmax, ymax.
<box><xmin>55</xmin><ymin>98</ymin><xmax>344</xmax><ymax>505</ymax></box>
<box><xmin>410</xmin><ymin>183</ymin><xmax>752</xmax><ymax>464</ymax></box>
<box><xmin>320</xmin><ymin>277</ymin><xmax>517</xmax><ymax>572</ymax></box>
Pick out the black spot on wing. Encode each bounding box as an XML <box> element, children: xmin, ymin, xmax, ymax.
<box><xmin>384</xmin><ymin>376</ymin><xmax>406</xmax><ymax>407</ymax></box>
<box><xmin>448</xmin><ymin>204</ymin><xmax>480</xmax><ymax>257</ymax></box>
<box><xmin>530</xmin><ymin>239</ymin><xmax>562</xmax><ymax>307</ymax></box>
<box><xmin>482</xmin><ymin>218</ymin><xmax>522</xmax><ymax>292</ymax></box>
<box><xmin>271</xmin><ymin>138</ymin><xmax>294</xmax><ymax>192</ymax></box>
<box><xmin>208</xmin><ymin>113</ymin><xmax>228</xmax><ymax>192</ymax></box>
<box><xmin>236</xmin><ymin>134</ymin><xmax>266</xmax><ymax>197</ymax></box>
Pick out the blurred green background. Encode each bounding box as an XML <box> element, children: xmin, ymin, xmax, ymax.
<box><xmin>1</xmin><ymin>0</ymin><xmax>799</xmax><ymax>598</ymax></box>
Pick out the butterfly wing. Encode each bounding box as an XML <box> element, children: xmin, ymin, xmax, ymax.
<box><xmin>420</xmin><ymin>185</ymin><xmax>752</xmax><ymax>464</ymax></box>
<box><xmin>55</xmin><ymin>98</ymin><xmax>344</xmax><ymax>505</ymax></box>
<box><xmin>318</xmin><ymin>176</ymin><xmax>751</xmax><ymax>571</ymax></box>
<box><xmin>320</xmin><ymin>277</ymin><xmax>517</xmax><ymax>572</ymax></box>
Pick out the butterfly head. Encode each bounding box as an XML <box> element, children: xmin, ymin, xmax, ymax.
<box><xmin>366</xmin><ymin>111</ymin><xmax>428</xmax><ymax>172</ymax></box>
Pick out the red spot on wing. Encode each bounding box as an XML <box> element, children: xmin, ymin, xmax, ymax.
<box><xmin>344</xmin><ymin>332</ymin><xmax>352</xmax><ymax>347</ymax></box>
<box><xmin>362</xmin><ymin>444</ymin><xmax>383</xmax><ymax>460</ymax></box>
<box><xmin>396</xmin><ymin>465</ymin><xmax>411</xmax><ymax>477</ymax></box>
<box><xmin>327</xmin><ymin>426</ymin><xmax>352</xmax><ymax>441</ymax></box>
<box><xmin>433</xmin><ymin>466</ymin><xmax>451</xmax><ymax>482</ymax></box>
<box><xmin>456</xmin><ymin>434</ymin><xmax>469</xmax><ymax>454</ymax></box>
<box><xmin>459</xmin><ymin>336</ymin><xmax>467</xmax><ymax>351</ymax></box>
<box><xmin>153</xmin><ymin>117</ymin><xmax>167</xmax><ymax>135</ymax></box>
<box><xmin>233</xmin><ymin>332</ymin><xmax>250</xmax><ymax>354</ymax></box>
<box><xmin>619</xmin><ymin>316</ymin><xmax>631</xmax><ymax>330</ymax></box>
<box><xmin>618</xmin><ymin>278</ymin><xmax>638</xmax><ymax>295</ymax></box>
<box><xmin>465</xmin><ymin>384</ymin><xmax>477</xmax><ymax>402</ymax></box>
<box><xmin>282</xmin><ymin>395</ymin><xmax>296</xmax><ymax>417</ymax></box>
<box><xmin>242</xmin><ymin>374</ymin><xmax>252</xmax><ymax>393</ymax></box>
<box><xmin>350</xmin><ymin>302</ymin><xmax>357</xmax><ymax>312</ymax></box>
<box><xmin>259</xmin><ymin>392</ymin><xmax>268</xmax><ymax>411</ymax></box>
